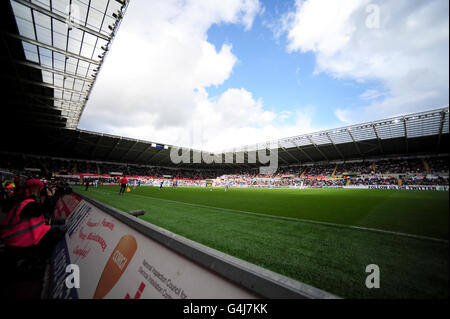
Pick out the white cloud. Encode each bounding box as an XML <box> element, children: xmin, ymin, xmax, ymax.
<box><xmin>359</xmin><ymin>89</ymin><xmax>386</xmax><ymax>100</ymax></box>
<box><xmin>280</xmin><ymin>0</ymin><xmax>449</xmax><ymax>124</ymax></box>
<box><xmin>79</xmin><ymin>0</ymin><xmax>283</xmax><ymax>151</ymax></box>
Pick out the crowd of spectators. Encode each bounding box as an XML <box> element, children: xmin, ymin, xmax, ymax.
<box><xmin>374</xmin><ymin>158</ymin><xmax>425</xmax><ymax>174</ymax></box>
<box><xmin>335</xmin><ymin>162</ymin><xmax>374</xmax><ymax>175</ymax></box>
<box><xmin>1</xmin><ymin>153</ymin><xmax>448</xmax><ymax>188</ymax></box>
<box><xmin>350</xmin><ymin>177</ymin><xmax>399</xmax><ymax>186</ymax></box>
<box><xmin>401</xmin><ymin>176</ymin><xmax>448</xmax><ymax>186</ymax></box>
<box><xmin>427</xmin><ymin>157</ymin><xmax>449</xmax><ymax>173</ymax></box>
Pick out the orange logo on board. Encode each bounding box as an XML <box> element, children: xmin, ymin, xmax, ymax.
<box><xmin>93</xmin><ymin>234</ymin><xmax>138</xmax><ymax>299</ymax></box>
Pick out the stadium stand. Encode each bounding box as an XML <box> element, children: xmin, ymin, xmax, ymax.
<box><xmin>1</xmin><ymin>152</ymin><xmax>448</xmax><ymax>188</ymax></box>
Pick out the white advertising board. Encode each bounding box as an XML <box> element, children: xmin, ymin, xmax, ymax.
<box><xmin>50</xmin><ymin>197</ymin><xmax>257</xmax><ymax>299</ymax></box>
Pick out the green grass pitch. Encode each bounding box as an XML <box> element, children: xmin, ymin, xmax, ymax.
<box><xmin>74</xmin><ymin>185</ymin><xmax>449</xmax><ymax>299</ymax></box>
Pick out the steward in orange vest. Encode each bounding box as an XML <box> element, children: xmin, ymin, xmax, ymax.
<box><xmin>0</xmin><ymin>179</ymin><xmax>51</xmax><ymax>247</ymax></box>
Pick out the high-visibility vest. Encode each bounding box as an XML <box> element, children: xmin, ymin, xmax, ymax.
<box><xmin>4</xmin><ymin>183</ymin><xmax>14</xmax><ymax>195</ymax></box>
<box><xmin>0</xmin><ymin>199</ymin><xmax>51</xmax><ymax>247</ymax></box>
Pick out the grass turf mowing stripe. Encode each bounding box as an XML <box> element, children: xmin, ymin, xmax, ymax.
<box><xmin>75</xmin><ymin>186</ymin><xmax>449</xmax><ymax>299</ymax></box>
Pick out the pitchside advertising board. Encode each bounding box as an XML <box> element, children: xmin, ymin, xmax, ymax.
<box><xmin>50</xmin><ymin>194</ymin><xmax>258</xmax><ymax>299</ymax></box>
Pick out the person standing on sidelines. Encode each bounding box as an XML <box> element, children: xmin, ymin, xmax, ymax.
<box><xmin>0</xmin><ymin>179</ymin><xmax>66</xmax><ymax>257</ymax></box>
<box><xmin>119</xmin><ymin>176</ymin><xmax>128</xmax><ymax>195</ymax></box>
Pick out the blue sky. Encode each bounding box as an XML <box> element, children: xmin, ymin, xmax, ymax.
<box><xmin>79</xmin><ymin>0</ymin><xmax>449</xmax><ymax>151</ymax></box>
<box><xmin>206</xmin><ymin>19</ymin><xmax>369</xmax><ymax>129</ymax></box>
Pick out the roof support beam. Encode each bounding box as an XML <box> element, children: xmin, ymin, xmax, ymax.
<box><xmin>106</xmin><ymin>138</ymin><xmax>122</xmax><ymax>161</ymax></box>
<box><xmin>271</xmin><ymin>147</ymin><xmax>288</xmax><ymax>165</ymax></box>
<box><xmin>120</xmin><ymin>140</ymin><xmax>139</xmax><ymax>162</ymax></box>
<box><xmin>147</xmin><ymin>149</ymin><xmax>165</xmax><ymax>165</ymax></box>
<box><xmin>11</xmin><ymin>91</ymin><xmax>84</xmax><ymax>106</ymax></box>
<box><xmin>291</xmin><ymin>139</ymin><xmax>315</xmax><ymax>163</ymax></box>
<box><xmin>4</xmin><ymin>75</ymin><xmax>87</xmax><ymax>96</ymax></box>
<box><xmin>403</xmin><ymin>116</ymin><xmax>409</xmax><ymax>154</ymax></box>
<box><xmin>307</xmin><ymin>136</ymin><xmax>329</xmax><ymax>162</ymax></box>
<box><xmin>279</xmin><ymin>145</ymin><xmax>302</xmax><ymax>164</ymax></box>
<box><xmin>12</xmin><ymin>0</ymin><xmax>111</xmax><ymax>41</ymax></box>
<box><xmin>7</xmin><ymin>108</ymin><xmax>64</xmax><ymax>120</ymax></box>
<box><xmin>12</xmin><ymin>59</ymin><xmax>94</xmax><ymax>83</ymax></box>
<box><xmin>326</xmin><ymin>133</ymin><xmax>345</xmax><ymax>160</ymax></box>
<box><xmin>135</xmin><ymin>144</ymin><xmax>155</xmax><ymax>163</ymax></box>
<box><xmin>346</xmin><ymin>129</ymin><xmax>364</xmax><ymax>158</ymax></box>
<box><xmin>3</xmin><ymin>32</ymin><xmax>101</xmax><ymax>65</ymax></box>
<box><xmin>436</xmin><ymin>110</ymin><xmax>447</xmax><ymax>153</ymax></box>
<box><xmin>90</xmin><ymin>135</ymin><xmax>106</xmax><ymax>159</ymax></box>
<box><xmin>372</xmin><ymin>124</ymin><xmax>384</xmax><ymax>155</ymax></box>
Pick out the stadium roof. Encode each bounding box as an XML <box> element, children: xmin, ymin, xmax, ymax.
<box><xmin>222</xmin><ymin>107</ymin><xmax>450</xmax><ymax>165</ymax></box>
<box><xmin>1</xmin><ymin>0</ymin><xmax>129</xmax><ymax>129</ymax></box>
<box><xmin>1</xmin><ymin>107</ymin><xmax>448</xmax><ymax>169</ymax></box>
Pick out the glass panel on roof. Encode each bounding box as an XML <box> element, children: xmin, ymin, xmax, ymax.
<box><xmin>41</xmin><ymin>70</ymin><xmax>53</xmax><ymax>84</ymax></box>
<box><xmin>279</xmin><ymin>139</ymin><xmax>296</xmax><ymax>149</ymax></box>
<box><xmin>73</xmin><ymin>79</ymin><xmax>85</xmax><ymax>91</ymax></box>
<box><xmin>86</xmin><ymin>8</ymin><xmax>104</xmax><ymax>31</ymax></box>
<box><xmin>16</xmin><ymin>17</ymin><xmax>36</xmax><ymax>40</ymax></box>
<box><xmin>11</xmin><ymin>2</ymin><xmax>36</xmax><ymax>39</ymax></box>
<box><xmin>22</xmin><ymin>41</ymin><xmax>40</xmax><ymax>63</ymax></box>
<box><xmin>68</xmin><ymin>27</ymin><xmax>83</xmax><ymax>42</ymax></box>
<box><xmin>64</xmin><ymin>77</ymin><xmax>74</xmax><ymax>89</ymax></box>
<box><xmin>80</xmin><ymin>32</ymin><xmax>97</xmax><ymax>58</ymax></box>
<box><xmin>63</xmin><ymin>92</ymin><xmax>72</xmax><ymax>100</ymax></box>
<box><xmin>65</xmin><ymin>57</ymin><xmax>78</xmax><ymax>73</ymax></box>
<box><xmin>38</xmin><ymin>47</ymin><xmax>53</xmax><ymax>67</ymax></box>
<box><xmin>54</xmin><ymin>89</ymin><xmax>63</xmax><ymax>99</ymax></box>
<box><xmin>376</xmin><ymin>121</ymin><xmax>405</xmax><ymax>139</ymax></box>
<box><xmin>52</xmin><ymin>19</ymin><xmax>68</xmax><ymax>50</ymax></box>
<box><xmin>54</xmin><ymin>73</ymin><xmax>64</xmax><ymax>87</ymax></box>
<box><xmin>91</xmin><ymin>0</ymin><xmax>109</xmax><ymax>12</ymax></box>
<box><xmin>294</xmin><ymin>137</ymin><xmax>311</xmax><ymax>146</ymax></box>
<box><xmin>67</xmin><ymin>34</ymin><xmax>82</xmax><ymax>55</ymax></box>
<box><xmin>34</xmin><ymin>11</ymin><xmax>52</xmax><ymax>45</ymax></box>
<box><xmin>329</xmin><ymin>131</ymin><xmax>353</xmax><ymax>144</ymax></box>
<box><xmin>11</xmin><ymin>0</ymin><xmax>32</xmax><ymax>20</ymax></box>
<box><xmin>351</xmin><ymin>126</ymin><xmax>376</xmax><ymax>141</ymax></box>
<box><xmin>50</xmin><ymin>0</ymin><xmax>70</xmax><ymax>17</ymax></box>
<box><xmin>443</xmin><ymin>113</ymin><xmax>449</xmax><ymax>134</ymax></box>
<box><xmin>53</xmin><ymin>55</ymin><xmax>66</xmax><ymax>71</ymax></box>
<box><xmin>31</xmin><ymin>0</ymin><xmax>50</xmax><ymax>10</ymax></box>
<box><xmin>71</xmin><ymin>0</ymin><xmax>89</xmax><ymax>26</ymax></box>
<box><xmin>310</xmin><ymin>134</ymin><xmax>330</xmax><ymax>145</ymax></box>
<box><xmin>76</xmin><ymin>60</ymin><xmax>90</xmax><ymax>77</ymax></box>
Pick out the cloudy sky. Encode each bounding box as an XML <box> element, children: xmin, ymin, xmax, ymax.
<box><xmin>78</xmin><ymin>0</ymin><xmax>449</xmax><ymax>152</ymax></box>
